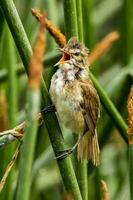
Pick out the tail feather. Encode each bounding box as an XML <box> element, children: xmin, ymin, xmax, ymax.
<box><xmin>77</xmin><ymin>131</ymin><xmax>100</xmax><ymax>166</ymax></box>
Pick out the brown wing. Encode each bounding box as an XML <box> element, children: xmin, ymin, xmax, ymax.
<box><xmin>80</xmin><ymin>79</ymin><xmax>100</xmax><ymax>135</ymax></box>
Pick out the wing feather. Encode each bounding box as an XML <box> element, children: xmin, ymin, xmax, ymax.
<box><xmin>80</xmin><ymin>79</ymin><xmax>100</xmax><ymax>134</ymax></box>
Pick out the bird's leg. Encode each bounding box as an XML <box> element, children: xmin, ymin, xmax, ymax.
<box><xmin>41</xmin><ymin>105</ymin><xmax>56</xmax><ymax>114</ymax></box>
<box><xmin>55</xmin><ymin>135</ymin><xmax>83</xmax><ymax>160</ymax></box>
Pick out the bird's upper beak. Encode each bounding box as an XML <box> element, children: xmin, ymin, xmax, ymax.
<box><xmin>54</xmin><ymin>52</ymin><xmax>71</xmax><ymax>66</ymax></box>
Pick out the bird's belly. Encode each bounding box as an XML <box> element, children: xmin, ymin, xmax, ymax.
<box><xmin>51</xmin><ymin>80</ymin><xmax>85</xmax><ymax>134</ymax></box>
<box><xmin>57</xmin><ymin>102</ymin><xmax>85</xmax><ymax>134</ymax></box>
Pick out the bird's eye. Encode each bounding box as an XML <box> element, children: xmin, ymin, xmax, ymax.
<box><xmin>74</xmin><ymin>52</ymin><xmax>80</xmax><ymax>56</ymax></box>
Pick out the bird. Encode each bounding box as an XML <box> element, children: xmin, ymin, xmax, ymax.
<box><xmin>49</xmin><ymin>37</ymin><xmax>100</xmax><ymax>166</ymax></box>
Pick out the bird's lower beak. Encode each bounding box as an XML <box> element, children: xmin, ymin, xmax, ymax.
<box><xmin>54</xmin><ymin>52</ymin><xmax>71</xmax><ymax>66</ymax></box>
<box><xmin>54</xmin><ymin>57</ymin><xmax>67</xmax><ymax>66</ymax></box>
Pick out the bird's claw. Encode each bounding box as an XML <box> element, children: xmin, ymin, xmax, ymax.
<box><xmin>55</xmin><ymin>149</ymin><xmax>73</xmax><ymax>160</ymax></box>
<box><xmin>41</xmin><ymin>105</ymin><xmax>56</xmax><ymax>114</ymax></box>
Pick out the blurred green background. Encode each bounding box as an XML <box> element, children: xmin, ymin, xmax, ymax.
<box><xmin>0</xmin><ymin>0</ymin><xmax>132</xmax><ymax>199</ymax></box>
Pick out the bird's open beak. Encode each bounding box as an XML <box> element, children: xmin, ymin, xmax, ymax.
<box><xmin>54</xmin><ymin>52</ymin><xmax>71</xmax><ymax>66</ymax></box>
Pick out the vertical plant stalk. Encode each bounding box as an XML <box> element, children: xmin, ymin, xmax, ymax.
<box><xmin>82</xmin><ymin>0</ymin><xmax>95</xmax><ymax>49</ymax></box>
<box><xmin>0</xmin><ymin>0</ymin><xmax>32</xmax><ymax>72</ymax></box>
<box><xmin>63</xmin><ymin>0</ymin><xmax>78</xmax><ymax>40</ymax></box>
<box><xmin>44</xmin><ymin>0</ymin><xmax>58</xmax><ymax>51</ymax></box>
<box><xmin>5</xmin><ymin>28</ymin><xmax>17</xmax><ymax>128</ymax></box>
<box><xmin>0</xmin><ymin>91</ymin><xmax>9</xmax><ymax>200</ymax></box>
<box><xmin>16</xmin><ymin>23</ymin><xmax>45</xmax><ymax>200</ymax></box>
<box><xmin>82</xmin><ymin>0</ymin><xmax>99</xmax><ymax>75</ymax></box>
<box><xmin>127</xmin><ymin>85</ymin><xmax>133</xmax><ymax>200</ymax></box>
<box><xmin>16</xmin><ymin>90</ymin><xmax>40</xmax><ymax>200</ymax></box>
<box><xmin>0</xmin><ymin>2</ymin><xmax>82</xmax><ymax>199</ymax></box>
<box><xmin>121</xmin><ymin>0</ymin><xmax>133</xmax><ymax>65</ymax></box>
<box><xmin>76</xmin><ymin>0</ymin><xmax>83</xmax><ymax>41</ymax></box>
<box><xmin>76</xmin><ymin>159</ymin><xmax>88</xmax><ymax>200</ymax></box>
<box><xmin>0</xmin><ymin>8</ymin><xmax>4</xmax><ymax>39</ymax></box>
<box><xmin>3</xmin><ymin>26</ymin><xmax>18</xmax><ymax>200</ymax></box>
<box><xmin>75</xmin><ymin>1</ymin><xmax>88</xmax><ymax>199</ymax></box>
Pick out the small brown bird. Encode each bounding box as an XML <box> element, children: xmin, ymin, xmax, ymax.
<box><xmin>49</xmin><ymin>37</ymin><xmax>100</xmax><ymax>165</ymax></box>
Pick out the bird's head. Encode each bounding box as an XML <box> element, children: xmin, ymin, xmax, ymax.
<box><xmin>55</xmin><ymin>37</ymin><xmax>89</xmax><ymax>69</ymax></box>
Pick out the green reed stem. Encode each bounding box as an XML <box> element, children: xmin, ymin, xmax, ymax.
<box><xmin>0</xmin><ymin>0</ymin><xmax>32</xmax><ymax>72</ymax></box>
<box><xmin>82</xmin><ymin>0</ymin><xmax>95</xmax><ymax>49</ymax></box>
<box><xmin>82</xmin><ymin>0</ymin><xmax>99</xmax><ymax>75</ymax></box>
<box><xmin>5</xmin><ymin>28</ymin><xmax>17</xmax><ymax>128</ymax></box>
<box><xmin>16</xmin><ymin>89</ymin><xmax>40</xmax><ymax>200</ymax></box>
<box><xmin>44</xmin><ymin>0</ymin><xmax>58</xmax><ymax>51</ymax></box>
<box><xmin>0</xmin><ymin>8</ymin><xmax>4</xmax><ymax>39</ymax></box>
<box><xmin>63</xmin><ymin>0</ymin><xmax>78</xmax><ymax>40</ymax></box>
<box><xmin>76</xmin><ymin>0</ymin><xmax>83</xmax><ymax>41</ymax></box>
<box><xmin>121</xmin><ymin>0</ymin><xmax>133</xmax><ymax>65</ymax></box>
<box><xmin>63</xmin><ymin>0</ymin><xmax>88</xmax><ymax>199</ymax></box>
<box><xmin>1</xmin><ymin>27</ymin><xmax>18</xmax><ymax>200</ymax></box>
<box><xmin>76</xmin><ymin>1</ymin><xmax>88</xmax><ymax>199</ymax></box>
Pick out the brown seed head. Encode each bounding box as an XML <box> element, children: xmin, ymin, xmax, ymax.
<box><xmin>28</xmin><ymin>21</ymin><xmax>45</xmax><ymax>89</ymax></box>
<box><xmin>127</xmin><ymin>85</ymin><xmax>133</xmax><ymax>141</ymax></box>
<box><xmin>31</xmin><ymin>8</ymin><xmax>66</xmax><ymax>48</ymax></box>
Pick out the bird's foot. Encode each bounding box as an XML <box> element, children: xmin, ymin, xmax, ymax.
<box><xmin>41</xmin><ymin>105</ymin><xmax>56</xmax><ymax>114</ymax></box>
<box><xmin>55</xmin><ymin>148</ymin><xmax>74</xmax><ymax>160</ymax></box>
<box><xmin>55</xmin><ymin>135</ymin><xmax>83</xmax><ymax>160</ymax></box>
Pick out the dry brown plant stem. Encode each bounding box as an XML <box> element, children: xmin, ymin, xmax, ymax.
<box><xmin>101</xmin><ymin>180</ymin><xmax>110</xmax><ymax>200</ymax></box>
<box><xmin>0</xmin><ymin>113</ymin><xmax>43</xmax><ymax>138</ymax></box>
<box><xmin>0</xmin><ymin>144</ymin><xmax>21</xmax><ymax>192</ymax></box>
<box><xmin>31</xmin><ymin>8</ymin><xmax>66</xmax><ymax>48</ymax></box>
